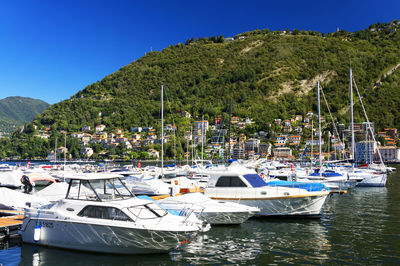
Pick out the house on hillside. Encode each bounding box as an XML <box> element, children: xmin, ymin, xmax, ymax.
<box><xmin>194</xmin><ymin>120</ymin><xmax>209</xmax><ymax>131</ymax></box>
<box><xmin>81</xmin><ymin>126</ymin><xmax>91</xmax><ymax>132</ymax></box>
<box><xmin>148</xmin><ymin>149</ymin><xmax>160</xmax><ymax>159</ymax></box>
<box><xmin>95</xmin><ymin>124</ymin><xmax>106</xmax><ymax>132</ymax></box>
<box><xmin>379</xmin><ymin>146</ymin><xmax>400</xmax><ymax>162</ymax></box>
<box><xmin>295</xmin><ymin>115</ymin><xmax>303</xmax><ymax>122</ymax></box>
<box><xmin>273</xmin><ymin>147</ymin><xmax>293</xmax><ymax>160</ymax></box>
<box><xmin>184</xmin><ymin>131</ymin><xmax>192</xmax><ymax>140</ymax></box>
<box><xmin>276</xmin><ymin>134</ymin><xmax>288</xmax><ymax>144</ymax></box>
<box><xmin>214</xmin><ymin>116</ymin><xmax>223</xmax><ymax>128</ymax></box>
<box><xmin>231</xmin><ymin>117</ymin><xmax>240</xmax><ymax>124</ymax></box>
<box><xmin>306</xmin><ymin>139</ymin><xmax>324</xmax><ymax>146</ymax></box>
<box><xmin>384</xmin><ymin>128</ymin><xmax>398</xmax><ymax>138</ymax></box>
<box><xmin>181</xmin><ymin>111</ymin><xmax>191</xmax><ymax>118</ymax></box>
<box><xmin>131</xmin><ymin>127</ymin><xmax>143</xmax><ymax>133</ymax></box>
<box><xmin>81</xmin><ymin>147</ymin><xmax>93</xmax><ymax>158</ymax></box>
<box><xmin>290</xmin><ymin>135</ymin><xmax>301</xmax><ymax>145</ymax></box>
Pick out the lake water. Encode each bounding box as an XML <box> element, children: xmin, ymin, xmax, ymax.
<box><xmin>1</xmin><ymin>166</ymin><xmax>400</xmax><ymax>265</ymax></box>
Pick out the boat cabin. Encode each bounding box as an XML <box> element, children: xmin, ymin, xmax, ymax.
<box><xmin>207</xmin><ymin>174</ymin><xmax>267</xmax><ymax>188</ymax></box>
<box><xmin>207</xmin><ymin>173</ymin><xmax>328</xmax><ymax>192</ymax></box>
<box><xmin>65</xmin><ymin>173</ymin><xmax>135</xmax><ymax>202</ymax></box>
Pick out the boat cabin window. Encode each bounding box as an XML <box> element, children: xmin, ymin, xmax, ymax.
<box><xmin>216</xmin><ymin>176</ymin><xmax>247</xmax><ymax>187</ymax></box>
<box><xmin>128</xmin><ymin>203</ymin><xmax>168</xmax><ymax>220</ymax></box>
<box><xmin>78</xmin><ymin>206</ymin><xmax>132</xmax><ymax>221</ymax></box>
<box><xmin>66</xmin><ymin>177</ymin><xmax>134</xmax><ymax>202</ymax></box>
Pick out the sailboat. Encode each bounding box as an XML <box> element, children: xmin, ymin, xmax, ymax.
<box><xmin>342</xmin><ymin>68</ymin><xmax>388</xmax><ymax>187</ymax></box>
<box><xmin>296</xmin><ymin>81</ymin><xmax>357</xmax><ymax>190</ymax></box>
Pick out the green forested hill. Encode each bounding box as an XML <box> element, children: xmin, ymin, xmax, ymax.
<box><xmin>2</xmin><ymin>21</ymin><xmax>400</xmax><ymax>158</ymax></box>
<box><xmin>0</xmin><ymin>97</ymin><xmax>50</xmax><ymax>136</ymax></box>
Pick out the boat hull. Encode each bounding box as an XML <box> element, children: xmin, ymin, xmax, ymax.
<box><xmin>205</xmin><ymin>189</ymin><xmax>329</xmax><ymax>217</ymax></box>
<box><xmin>21</xmin><ymin>218</ymin><xmax>196</xmax><ymax>254</ymax></box>
<box><xmin>356</xmin><ymin>174</ymin><xmax>387</xmax><ymax>187</ymax></box>
<box><xmin>196</xmin><ymin>209</ymin><xmax>257</xmax><ymax>224</ymax></box>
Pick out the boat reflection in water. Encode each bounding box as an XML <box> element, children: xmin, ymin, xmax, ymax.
<box><xmin>19</xmin><ymin>242</ymin><xmax>171</xmax><ymax>265</ymax></box>
<box><xmin>171</xmin><ymin>218</ymin><xmax>331</xmax><ymax>264</ymax></box>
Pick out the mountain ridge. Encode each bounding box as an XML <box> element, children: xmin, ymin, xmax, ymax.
<box><xmin>1</xmin><ymin>20</ymin><xmax>400</xmax><ymax>158</ymax></box>
<box><xmin>0</xmin><ymin>96</ymin><xmax>50</xmax><ymax>136</ymax></box>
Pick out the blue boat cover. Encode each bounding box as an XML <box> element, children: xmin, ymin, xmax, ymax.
<box><xmin>243</xmin><ymin>174</ymin><xmax>268</xmax><ymax>188</ymax></box>
<box><xmin>309</xmin><ymin>171</ymin><xmax>342</xmax><ymax>177</ymax></box>
<box><xmin>266</xmin><ymin>180</ymin><xmax>329</xmax><ymax>192</ymax></box>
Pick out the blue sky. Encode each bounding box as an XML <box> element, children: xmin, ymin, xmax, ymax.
<box><xmin>0</xmin><ymin>0</ymin><xmax>399</xmax><ymax>104</ymax></box>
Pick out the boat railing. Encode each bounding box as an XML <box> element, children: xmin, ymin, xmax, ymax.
<box><xmin>127</xmin><ymin>203</ymin><xmax>169</xmax><ymax>223</ymax></box>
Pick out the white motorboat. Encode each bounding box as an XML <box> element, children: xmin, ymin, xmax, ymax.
<box><xmin>346</xmin><ymin>169</ymin><xmax>387</xmax><ymax>187</ymax></box>
<box><xmin>296</xmin><ymin>169</ymin><xmax>358</xmax><ymax>190</ymax></box>
<box><xmin>20</xmin><ymin>173</ymin><xmax>208</xmax><ymax>254</ymax></box>
<box><xmin>124</xmin><ymin>174</ymin><xmax>171</xmax><ymax>196</ymax></box>
<box><xmin>0</xmin><ymin>187</ymin><xmax>50</xmax><ymax>210</ymax></box>
<box><xmin>158</xmin><ymin>192</ymin><xmax>259</xmax><ymax>225</ymax></box>
<box><xmin>0</xmin><ymin>168</ymin><xmax>24</xmax><ymax>188</ymax></box>
<box><xmin>204</xmin><ymin>166</ymin><xmax>330</xmax><ymax>217</ymax></box>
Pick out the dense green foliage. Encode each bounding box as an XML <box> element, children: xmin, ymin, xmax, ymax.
<box><xmin>2</xmin><ymin>21</ymin><xmax>400</xmax><ymax>159</ymax></box>
<box><xmin>0</xmin><ymin>97</ymin><xmax>50</xmax><ymax>135</ymax></box>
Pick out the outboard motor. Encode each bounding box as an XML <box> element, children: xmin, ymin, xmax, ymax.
<box><xmin>21</xmin><ymin>175</ymin><xmax>33</xmax><ymax>193</ymax></box>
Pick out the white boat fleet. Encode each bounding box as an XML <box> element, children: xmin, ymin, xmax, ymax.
<box><xmin>0</xmin><ymin>158</ymin><xmax>393</xmax><ymax>254</ymax></box>
<box><xmin>0</xmin><ymin>72</ymin><xmax>393</xmax><ymax>254</ymax></box>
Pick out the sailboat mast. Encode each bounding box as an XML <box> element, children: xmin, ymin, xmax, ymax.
<box><xmin>161</xmin><ymin>84</ymin><xmax>164</xmax><ymax>177</ymax></box>
<box><xmin>201</xmin><ymin>114</ymin><xmax>204</xmax><ymax>163</ymax></box>
<box><xmin>186</xmin><ymin>126</ymin><xmax>189</xmax><ymax>166</ymax></box>
<box><xmin>318</xmin><ymin>81</ymin><xmax>322</xmax><ymax>177</ymax></box>
<box><xmin>311</xmin><ymin>120</ymin><xmax>313</xmax><ymax>168</ymax></box>
<box><xmin>173</xmin><ymin>125</ymin><xmax>176</xmax><ymax>164</ymax></box>
<box><xmin>191</xmin><ymin>125</ymin><xmax>194</xmax><ymax>165</ymax></box>
<box><xmin>227</xmin><ymin>98</ymin><xmax>232</xmax><ymax>162</ymax></box>
<box><xmin>64</xmin><ymin>132</ymin><xmax>66</xmax><ymax>169</ymax></box>
<box><xmin>350</xmin><ymin>68</ymin><xmax>355</xmax><ymax>169</ymax></box>
<box><xmin>54</xmin><ymin>137</ymin><xmax>57</xmax><ymax>163</ymax></box>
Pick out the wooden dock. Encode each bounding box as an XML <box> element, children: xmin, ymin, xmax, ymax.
<box><xmin>330</xmin><ymin>190</ymin><xmax>348</xmax><ymax>195</ymax></box>
<box><xmin>0</xmin><ymin>210</ymin><xmax>23</xmax><ymax>240</ymax></box>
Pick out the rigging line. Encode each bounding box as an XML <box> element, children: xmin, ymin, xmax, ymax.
<box><xmin>352</xmin><ymin>77</ymin><xmax>385</xmax><ymax>167</ymax></box>
<box><xmin>319</xmin><ymin>85</ymin><xmax>347</xmax><ymax>159</ymax></box>
<box><xmin>163</xmin><ymin>87</ymin><xmax>185</xmax><ymax>160</ymax></box>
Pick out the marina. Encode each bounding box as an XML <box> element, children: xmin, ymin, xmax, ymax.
<box><xmin>1</xmin><ymin>1</ymin><xmax>400</xmax><ymax>264</ymax></box>
<box><xmin>0</xmin><ymin>162</ymin><xmax>399</xmax><ymax>264</ymax></box>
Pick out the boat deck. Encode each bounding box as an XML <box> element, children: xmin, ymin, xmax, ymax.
<box><xmin>0</xmin><ymin>210</ymin><xmax>23</xmax><ymax>240</ymax></box>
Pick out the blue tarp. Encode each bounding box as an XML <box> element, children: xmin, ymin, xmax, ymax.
<box><xmin>309</xmin><ymin>170</ymin><xmax>342</xmax><ymax>177</ymax></box>
<box><xmin>266</xmin><ymin>180</ymin><xmax>329</xmax><ymax>192</ymax></box>
<box><xmin>243</xmin><ymin>174</ymin><xmax>268</xmax><ymax>188</ymax></box>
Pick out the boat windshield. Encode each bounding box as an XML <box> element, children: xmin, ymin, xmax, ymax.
<box><xmin>128</xmin><ymin>202</ymin><xmax>168</xmax><ymax>220</ymax></box>
<box><xmin>66</xmin><ymin>177</ymin><xmax>134</xmax><ymax>201</ymax></box>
